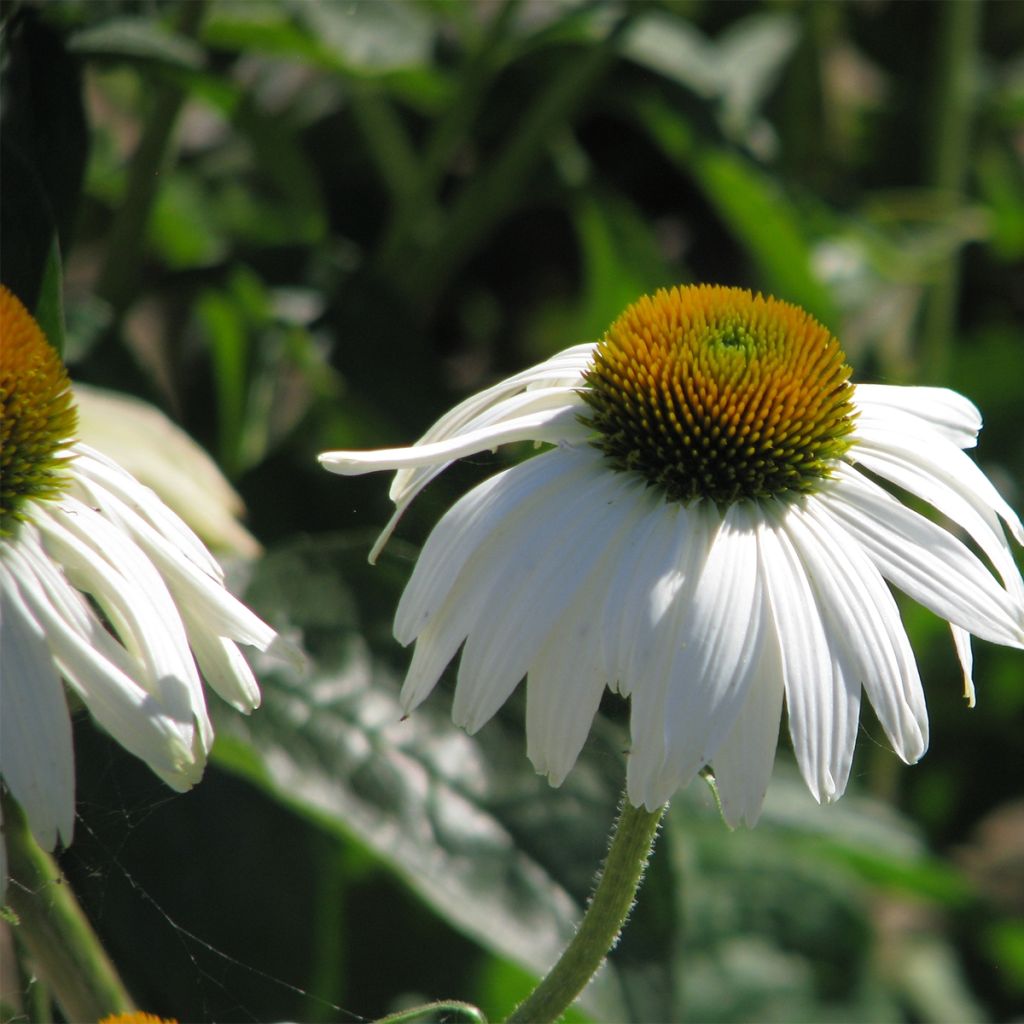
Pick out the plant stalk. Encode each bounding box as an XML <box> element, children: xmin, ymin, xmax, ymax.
<box><xmin>505</xmin><ymin>795</ymin><xmax>666</xmax><ymax>1024</ymax></box>
<box><xmin>2</xmin><ymin>792</ymin><xmax>134</xmax><ymax>1019</ymax></box>
<box><xmin>919</xmin><ymin>0</ymin><xmax>981</xmax><ymax>382</ymax></box>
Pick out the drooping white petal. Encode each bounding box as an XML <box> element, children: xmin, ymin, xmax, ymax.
<box><xmin>525</xmin><ymin>509</ymin><xmax>639</xmax><ymax>785</ymax></box>
<box><xmin>72</xmin><ymin>474</ymin><xmax>279</xmax><ymax>654</ymax></box>
<box><xmin>179</xmin><ymin>609</ymin><xmax>261</xmax><ymax>712</ymax></box>
<box><xmin>72</xmin><ymin>446</ymin><xmax>225</xmax><ymax>580</ymax></box>
<box><xmin>3</xmin><ymin>539</ymin><xmax>202</xmax><ymax>790</ymax></box>
<box><xmin>951</xmin><ymin>625</ymin><xmax>976</xmax><ymax>708</ymax></box>
<box><xmin>826</xmin><ymin>464</ymin><xmax>1024</xmax><ymax>647</ymax></box>
<box><xmin>398</xmin><ymin>447</ymin><xmax>598</xmax><ymax>713</ymax></box>
<box><xmin>599</xmin><ymin>492</ymin><xmax>687</xmax><ymax>698</ymax></box>
<box><xmin>655</xmin><ymin>502</ymin><xmax>764</xmax><ymax>793</ymax></box>
<box><xmin>853</xmin><ymin>419</ymin><xmax>1024</xmax><ymax>563</ymax></box>
<box><xmin>793</xmin><ymin>498</ymin><xmax>928</xmax><ymax>765</ymax></box>
<box><xmin>35</xmin><ymin>502</ymin><xmax>206</xmax><ymax>732</ymax></box>
<box><xmin>853</xmin><ymin>384</ymin><xmax>982</xmax><ymax>449</ymax></box>
<box><xmin>319</xmin><ymin>404</ymin><xmax>585</xmax><ymax>477</ymax></box>
<box><xmin>0</xmin><ymin>561</ymin><xmax>76</xmax><ymax>850</ymax></box>
<box><xmin>324</xmin><ymin>403</ymin><xmax>590</xmax><ymax>561</ymax></box>
<box><xmin>758</xmin><ymin>508</ymin><xmax>857</xmax><ymax>804</ymax></box>
<box><xmin>453</xmin><ymin>469</ymin><xmax>646</xmax><ymax>734</ymax></box>
<box><xmin>626</xmin><ymin>505</ymin><xmax>720</xmax><ymax>810</ymax></box>
<box><xmin>395</xmin><ymin>446</ymin><xmax>593</xmax><ymax>644</ymax></box>
<box><xmin>387</xmin><ymin>344</ymin><xmax>594</xmax><ymax>504</ymax></box>
<box><xmin>710</xmin><ymin>595</ymin><xmax>786</xmax><ymax>828</ymax></box>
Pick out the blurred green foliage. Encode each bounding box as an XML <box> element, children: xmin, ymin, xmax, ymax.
<box><xmin>2</xmin><ymin>0</ymin><xmax>1022</xmax><ymax>1020</ymax></box>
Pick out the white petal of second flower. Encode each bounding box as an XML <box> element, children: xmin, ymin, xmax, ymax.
<box><xmin>0</xmin><ymin>558</ymin><xmax>76</xmax><ymax>850</ymax></box>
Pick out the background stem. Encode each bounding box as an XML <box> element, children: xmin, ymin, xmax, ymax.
<box><xmin>919</xmin><ymin>0</ymin><xmax>981</xmax><ymax>381</ymax></box>
<box><xmin>2</xmin><ymin>793</ymin><xmax>134</xmax><ymax>1019</ymax></box>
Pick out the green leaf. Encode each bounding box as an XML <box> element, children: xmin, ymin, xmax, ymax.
<box><xmin>33</xmin><ymin>239</ymin><xmax>67</xmax><ymax>357</ymax></box>
<box><xmin>213</xmin><ymin>534</ymin><xmax>629</xmax><ymax>1021</ymax></box>
<box><xmin>67</xmin><ymin>16</ymin><xmax>206</xmax><ymax>69</ymax></box>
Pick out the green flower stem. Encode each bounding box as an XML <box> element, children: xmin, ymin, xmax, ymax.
<box><xmin>94</xmin><ymin>0</ymin><xmax>207</xmax><ymax>314</ymax></box>
<box><xmin>505</xmin><ymin>795</ymin><xmax>666</xmax><ymax>1024</ymax></box>
<box><xmin>920</xmin><ymin>0</ymin><xmax>981</xmax><ymax>382</ymax></box>
<box><xmin>2</xmin><ymin>793</ymin><xmax>134</xmax><ymax>1019</ymax></box>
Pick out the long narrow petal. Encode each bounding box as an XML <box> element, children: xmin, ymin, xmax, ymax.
<box><xmin>395</xmin><ymin>447</ymin><xmax>592</xmax><ymax>644</ymax></box>
<box><xmin>398</xmin><ymin>448</ymin><xmax>599</xmax><ymax>712</ymax></box>
<box><xmin>3</xmin><ymin>541</ymin><xmax>202</xmax><ymax>790</ymax></box>
<box><xmin>378</xmin><ymin>386</ymin><xmax>587</xmax><ymax>534</ymax></box>
<box><xmin>794</xmin><ymin>498</ymin><xmax>928</xmax><ymax>764</ymax></box>
<box><xmin>656</xmin><ymin>502</ymin><xmax>764</xmax><ymax>789</ymax></box>
<box><xmin>626</xmin><ymin>506</ymin><xmax>720</xmax><ymax>809</ymax></box>
<box><xmin>453</xmin><ymin>470</ymin><xmax>647</xmax><ymax>733</ymax></box>
<box><xmin>35</xmin><ymin>503</ymin><xmax>205</xmax><ymax>729</ymax></box>
<box><xmin>758</xmin><ymin>509</ymin><xmax>856</xmax><ymax>804</ymax></box>
<box><xmin>853</xmin><ymin>384</ymin><xmax>982</xmax><ymax>449</ymax></box>
<box><xmin>72</xmin><ymin>446</ymin><xmax>225</xmax><ymax>580</ymax></box>
<box><xmin>319</xmin><ymin>405</ymin><xmax>586</xmax><ymax>476</ymax></box>
<box><xmin>389</xmin><ymin>343</ymin><xmax>594</xmax><ymax>499</ymax></box>
<box><xmin>0</xmin><ymin>561</ymin><xmax>76</xmax><ymax>850</ymax></box>
<box><xmin>826</xmin><ymin>464</ymin><xmax>1024</xmax><ymax>646</ymax></box>
<box><xmin>524</xmin><ymin>512</ymin><xmax>637</xmax><ymax>784</ymax></box>
<box><xmin>710</xmin><ymin>595</ymin><xmax>786</xmax><ymax>827</ymax></box>
<box><xmin>73</xmin><ymin>476</ymin><xmax>278</xmax><ymax>652</ymax></box>
<box><xmin>853</xmin><ymin>419</ymin><xmax>1024</xmax><ymax>554</ymax></box>
<box><xmin>600</xmin><ymin>491</ymin><xmax>683</xmax><ymax>694</ymax></box>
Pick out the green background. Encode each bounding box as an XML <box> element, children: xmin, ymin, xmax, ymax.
<box><xmin>2</xmin><ymin>1</ymin><xmax>1023</xmax><ymax>1020</ymax></box>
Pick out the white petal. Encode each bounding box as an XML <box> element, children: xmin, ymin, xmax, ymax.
<box><xmin>711</xmin><ymin>599</ymin><xmax>786</xmax><ymax>828</ymax></box>
<box><xmin>72</xmin><ymin>445</ymin><xmax>224</xmax><ymax>579</ymax></box>
<box><xmin>453</xmin><ymin>470</ymin><xmax>646</xmax><ymax>733</ymax></box>
<box><xmin>852</xmin><ymin>420</ymin><xmax>1024</xmax><ymax>559</ymax></box>
<box><xmin>388</xmin><ymin>344</ymin><xmax>594</xmax><ymax>503</ymax></box>
<box><xmin>655</xmin><ymin>502</ymin><xmax>764</xmax><ymax>791</ymax></box>
<box><xmin>524</xmin><ymin>518</ymin><xmax>632</xmax><ymax>784</ymax></box>
<box><xmin>853</xmin><ymin>384</ymin><xmax>982</xmax><ymax>449</ymax></box>
<box><xmin>71</xmin><ymin>476</ymin><xmax>277</xmax><ymax>652</ymax></box>
<box><xmin>794</xmin><ymin>498</ymin><xmax>928</xmax><ymax>764</ymax></box>
<box><xmin>758</xmin><ymin>509</ymin><xmax>857</xmax><ymax>804</ymax></box>
<box><xmin>36</xmin><ymin>502</ymin><xmax>206</xmax><ymax>731</ymax></box>
<box><xmin>319</xmin><ymin>404</ymin><xmax>586</xmax><ymax>477</ymax></box>
<box><xmin>626</xmin><ymin>505</ymin><xmax>720</xmax><ymax>809</ymax></box>
<box><xmin>395</xmin><ymin>447</ymin><xmax>593</xmax><ymax>644</ymax></box>
<box><xmin>599</xmin><ymin>492</ymin><xmax>685</xmax><ymax>696</ymax></box>
<box><xmin>3</xmin><ymin>540</ymin><xmax>202</xmax><ymax>791</ymax></box>
<box><xmin>180</xmin><ymin>613</ymin><xmax>261</xmax><ymax>712</ymax></box>
<box><xmin>951</xmin><ymin>625</ymin><xmax>976</xmax><ymax>708</ymax></box>
<box><xmin>0</xmin><ymin>558</ymin><xmax>76</xmax><ymax>850</ymax></box>
<box><xmin>398</xmin><ymin>448</ymin><xmax>598</xmax><ymax>713</ymax></box>
<box><xmin>825</xmin><ymin>464</ymin><xmax>1024</xmax><ymax>646</ymax></box>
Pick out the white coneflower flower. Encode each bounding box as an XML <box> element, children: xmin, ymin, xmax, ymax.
<box><xmin>320</xmin><ymin>284</ymin><xmax>1024</xmax><ymax>825</ymax></box>
<box><xmin>0</xmin><ymin>286</ymin><xmax>282</xmax><ymax>884</ymax></box>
